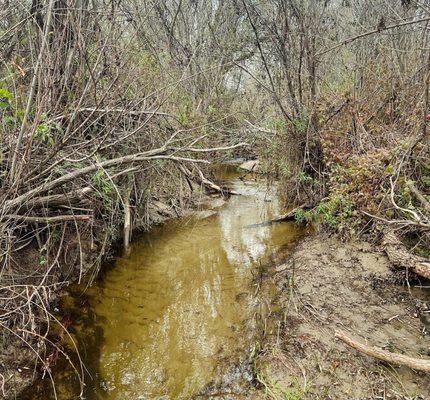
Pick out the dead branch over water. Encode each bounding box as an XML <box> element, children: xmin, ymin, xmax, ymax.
<box><xmin>0</xmin><ymin>0</ymin><xmax>430</xmax><ymax>397</ymax></box>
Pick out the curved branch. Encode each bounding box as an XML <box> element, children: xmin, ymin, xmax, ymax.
<box><xmin>336</xmin><ymin>330</ymin><xmax>430</xmax><ymax>373</ymax></box>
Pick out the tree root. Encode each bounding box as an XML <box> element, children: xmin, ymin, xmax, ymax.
<box><xmin>335</xmin><ymin>330</ymin><xmax>430</xmax><ymax>373</ymax></box>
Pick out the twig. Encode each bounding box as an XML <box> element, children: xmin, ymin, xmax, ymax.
<box><xmin>317</xmin><ymin>16</ymin><xmax>430</xmax><ymax>57</ymax></box>
<box><xmin>2</xmin><ymin>214</ymin><xmax>92</xmax><ymax>223</ymax></box>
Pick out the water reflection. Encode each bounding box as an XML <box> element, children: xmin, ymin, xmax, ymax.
<box><xmin>25</xmin><ymin>171</ymin><xmax>304</xmax><ymax>400</ymax></box>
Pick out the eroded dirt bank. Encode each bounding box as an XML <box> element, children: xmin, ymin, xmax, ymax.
<box><xmin>253</xmin><ymin>234</ymin><xmax>430</xmax><ymax>399</ymax></box>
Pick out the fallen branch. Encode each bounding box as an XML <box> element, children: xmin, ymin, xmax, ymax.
<box><xmin>178</xmin><ymin>164</ymin><xmax>239</xmax><ymax>196</ymax></box>
<box><xmin>382</xmin><ymin>229</ymin><xmax>430</xmax><ymax>280</ymax></box>
<box><xmin>4</xmin><ymin>149</ymin><xmax>208</xmax><ymax>212</ymax></box>
<box><xmin>362</xmin><ymin>211</ymin><xmax>430</xmax><ymax>229</ymax></box>
<box><xmin>21</xmin><ymin>187</ymin><xmax>93</xmax><ymax>210</ymax></box>
<box><xmin>49</xmin><ymin>107</ymin><xmax>177</xmax><ymax>122</ymax></box>
<box><xmin>407</xmin><ymin>180</ymin><xmax>430</xmax><ymax>214</ymax></box>
<box><xmin>2</xmin><ymin>214</ymin><xmax>92</xmax><ymax>223</ymax></box>
<box><xmin>335</xmin><ymin>330</ymin><xmax>430</xmax><ymax>373</ymax></box>
<box><xmin>390</xmin><ymin>176</ymin><xmax>429</xmax><ymax>227</ymax></box>
<box><xmin>270</xmin><ymin>204</ymin><xmax>313</xmax><ymax>223</ymax></box>
<box><xmin>317</xmin><ymin>16</ymin><xmax>430</xmax><ymax>57</ymax></box>
<box><xmin>244</xmin><ymin>204</ymin><xmax>312</xmax><ymax>228</ymax></box>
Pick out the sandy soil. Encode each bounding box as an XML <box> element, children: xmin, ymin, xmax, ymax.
<box><xmin>254</xmin><ymin>234</ymin><xmax>430</xmax><ymax>400</ymax></box>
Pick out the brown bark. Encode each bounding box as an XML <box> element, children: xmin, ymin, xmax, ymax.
<box><xmin>335</xmin><ymin>330</ymin><xmax>430</xmax><ymax>373</ymax></box>
<box><xmin>382</xmin><ymin>229</ymin><xmax>430</xmax><ymax>280</ymax></box>
<box><xmin>271</xmin><ymin>204</ymin><xmax>313</xmax><ymax>223</ymax></box>
<box><xmin>2</xmin><ymin>214</ymin><xmax>92</xmax><ymax>223</ymax></box>
<box><xmin>406</xmin><ymin>180</ymin><xmax>430</xmax><ymax>213</ymax></box>
<box><xmin>21</xmin><ymin>187</ymin><xmax>93</xmax><ymax>210</ymax></box>
<box><xmin>5</xmin><ymin>148</ymin><xmax>170</xmax><ymax>212</ymax></box>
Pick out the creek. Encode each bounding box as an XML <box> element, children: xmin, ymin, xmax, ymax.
<box><xmin>24</xmin><ymin>166</ymin><xmax>304</xmax><ymax>399</ymax></box>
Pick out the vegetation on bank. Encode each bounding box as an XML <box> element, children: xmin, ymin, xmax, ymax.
<box><xmin>0</xmin><ymin>0</ymin><xmax>429</xmax><ymax>398</ymax></box>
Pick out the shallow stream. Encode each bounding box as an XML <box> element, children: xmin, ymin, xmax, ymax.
<box><xmin>25</xmin><ymin>167</ymin><xmax>304</xmax><ymax>399</ymax></box>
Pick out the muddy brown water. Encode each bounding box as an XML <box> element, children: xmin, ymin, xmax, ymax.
<box><xmin>24</xmin><ymin>167</ymin><xmax>305</xmax><ymax>399</ymax></box>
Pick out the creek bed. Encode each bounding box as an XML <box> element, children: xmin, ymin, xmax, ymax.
<box><xmin>23</xmin><ymin>167</ymin><xmax>305</xmax><ymax>399</ymax></box>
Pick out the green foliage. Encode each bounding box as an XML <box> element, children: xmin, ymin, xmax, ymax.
<box><xmin>34</xmin><ymin>115</ymin><xmax>62</xmax><ymax>146</ymax></box>
<box><xmin>294</xmin><ymin>208</ymin><xmax>313</xmax><ymax>224</ymax></box>
<box><xmin>318</xmin><ymin>194</ymin><xmax>355</xmax><ymax>229</ymax></box>
<box><xmin>277</xmin><ymin>160</ymin><xmax>291</xmax><ymax>178</ymax></box>
<box><xmin>291</xmin><ymin>114</ymin><xmax>309</xmax><ymax>134</ymax></box>
<box><xmin>92</xmin><ymin>170</ymin><xmax>114</xmax><ymax>197</ymax></box>
<box><xmin>315</xmin><ymin>149</ymin><xmax>393</xmax><ymax>235</ymax></box>
<box><xmin>35</xmin><ymin>123</ymin><xmax>54</xmax><ymax>146</ymax></box>
<box><xmin>268</xmin><ymin>117</ymin><xmax>287</xmax><ymax>131</ymax></box>
<box><xmin>398</xmin><ymin>185</ymin><xmax>413</xmax><ymax>209</ymax></box>
<box><xmin>295</xmin><ymin>194</ymin><xmax>356</xmax><ymax>232</ymax></box>
<box><xmin>92</xmin><ymin>169</ymin><xmax>117</xmax><ymax>219</ymax></box>
<box><xmin>2</xmin><ymin>115</ymin><xmax>17</xmax><ymax>127</ymax></box>
<box><xmin>0</xmin><ymin>88</ymin><xmax>13</xmax><ymax>109</ymax></box>
<box><xmin>39</xmin><ymin>254</ymin><xmax>47</xmax><ymax>266</ymax></box>
<box><xmin>39</xmin><ymin>245</ymin><xmax>47</xmax><ymax>266</ymax></box>
<box><xmin>297</xmin><ymin>171</ymin><xmax>314</xmax><ymax>184</ymax></box>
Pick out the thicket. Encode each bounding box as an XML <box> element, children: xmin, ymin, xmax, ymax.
<box><xmin>0</xmin><ymin>0</ymin><xmax>429</xmax><ymax>397</ymax></box>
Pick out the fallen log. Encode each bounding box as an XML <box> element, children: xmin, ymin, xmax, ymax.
<box><xmin>21</xmin><ymin>187</ymin><xmax>93</xmax><ymax>210</ymax></box>
<box><xmin>382</xmin><ymin>229</ymin><xmax>430</xmax><ymax>280</ymax></box>
<box><xmin>335</xmin><ymin>330</ymin><xmax>430</xmax><ymax>373</ymax></box>
<box><xmin>4</xmin><ymin>149</ymin><xmax>210</xmax><ymax>213</ymax></box>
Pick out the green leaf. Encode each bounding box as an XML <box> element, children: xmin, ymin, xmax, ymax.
<box><xmin>0</xmin><ymin>88</ymin><xmax>13</xmax><ymax>101</ymax></box>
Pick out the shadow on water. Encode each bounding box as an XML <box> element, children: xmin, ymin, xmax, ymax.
<box><xmin>21</xmin><ymin>166</ymin><xmax>307</xmax><ymax>400</ymax></box>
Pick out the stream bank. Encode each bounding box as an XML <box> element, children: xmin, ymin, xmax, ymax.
<box><xmin>19</xmin><ymin>168</ymin><xmax>306</xmax><ymax>399</ymax></box>
<box><xmin>251</xmin><ymin>234</ymin><xmax>430</xmax><ymax>399</ymax></box>
<box><xmin>11</xmin><ymin>168</ymin><xmax>430</xmax><ymax>400</ymax></box>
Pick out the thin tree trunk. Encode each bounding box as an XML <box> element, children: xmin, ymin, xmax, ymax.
<box><xmin>123</xmin><ymin>193</ymin><xmax>131</xmax><ymax>250</ymax></box>
<box><xmin>9</xmin><ymin>0</ymin><xmax>56</xmax><ymax>182</ymax></box>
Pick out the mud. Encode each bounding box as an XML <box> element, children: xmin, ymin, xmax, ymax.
<box><xmin>253</xmin><ymin>235</ymin><xmax>430</xmax><ymax>399</ymax></box>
